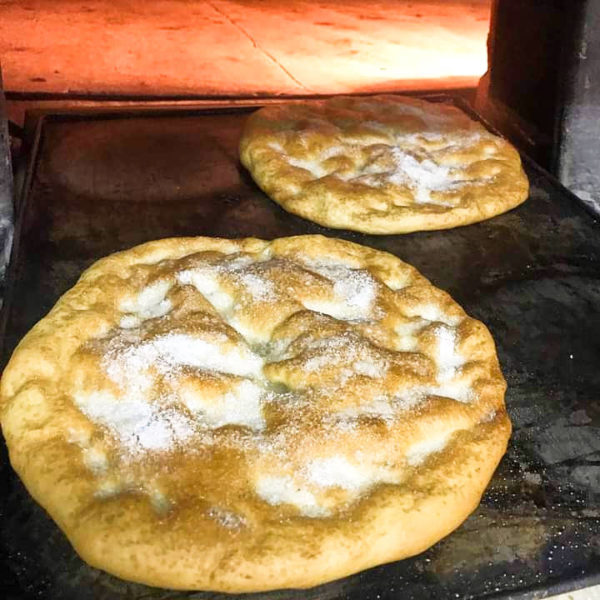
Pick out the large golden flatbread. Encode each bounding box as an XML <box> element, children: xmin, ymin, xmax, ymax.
<box><xmin>0</xmin><ymin>235</ymin><xmax>510</xmax><ymax>592</ymax></box>
<box><xmin>239</xmin><ymin>95</ymin><xmax>529</xmax><ymax>233</ymax></box>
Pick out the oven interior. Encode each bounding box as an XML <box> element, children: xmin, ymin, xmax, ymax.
<box><xmin>0</xmin><ymin>2</ymin><xmax>599</xmax><ymax>599</ymax></box>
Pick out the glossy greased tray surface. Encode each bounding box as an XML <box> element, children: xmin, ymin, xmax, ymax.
<box><xmin>1</xmin><ymin>99</ymin><xmax>599</xmax><ymax>600</ymax></box>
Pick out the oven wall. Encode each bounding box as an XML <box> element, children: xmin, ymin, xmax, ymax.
<box><xmin>477</xmin><ymin>0</ymin><xmax>600</xmax><ymax>214</ymax></box>
<box><xmin>557</xmin><ymin>0</ymin><xmax>600</xmax><ymax>214</ymax></box>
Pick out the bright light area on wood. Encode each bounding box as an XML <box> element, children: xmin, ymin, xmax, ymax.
<box><xmin>0</xmin><ymin>0</ymin><xmax>490</xmax><ymax>95</ymax></box>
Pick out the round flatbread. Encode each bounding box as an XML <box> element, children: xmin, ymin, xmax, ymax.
<box><xmin>0</xmin><ymin>235</ymin><xmax>510</xmax><ymax>592</ymax></box>
<box><xmin>239</xmin><ymin>95</ymin><xmax>529</xmax><ymax>233</ymax></box>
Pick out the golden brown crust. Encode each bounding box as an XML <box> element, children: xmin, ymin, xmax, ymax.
<box><xmin>239</xmin><ymin>95</ymin><xmax>529</xmax><ymax>234</ymax></box>
<box><xmin>0</xmin><ymin>235</ymin><xmax>510</xmax><ymax>591</ymax></box>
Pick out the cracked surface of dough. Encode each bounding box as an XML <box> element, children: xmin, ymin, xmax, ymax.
<box><xmin>0</xmin><ymin>235</ymin><xmax>510</xmax><ymax>592</ymax></box>
<box><xmin>239</xmin><ymin>95</ymin><xmax>529</xmax><ymax>233</ymax></box>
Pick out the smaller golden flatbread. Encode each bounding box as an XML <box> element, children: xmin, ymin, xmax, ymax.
<box><xmin>239</xmin><ymin>95</ymin><xmax>529</xmax><ymax>234</ymax></box>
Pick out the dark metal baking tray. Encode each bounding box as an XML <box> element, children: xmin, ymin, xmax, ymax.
<box><xmin>1</xmin><ymin>97</ymin><xmax>599</xmax><ymax>600</ymax></box>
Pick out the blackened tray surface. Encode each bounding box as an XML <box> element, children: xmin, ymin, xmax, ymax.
<box><xmin>1</xmin><ymin>99</ymin><xmax>600</xmax><ymax>600</ymax></box>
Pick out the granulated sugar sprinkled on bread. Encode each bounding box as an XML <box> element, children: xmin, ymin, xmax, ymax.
<box><xmin>74</xmin><ymin>391</ymin><xmax>196</xmax><ymax>453</ymax></box>
<box><xmin>307</xmin><ymin>263</ymin><xmax>377</xmax><ymax>319</ymax></box>
<box><xmin>63</xmin><ymin>237</ymin><xmax>496</xmax><ymax>508</ymax></box>
<box><xmin>76</xmin><ymin>241</ymin><xmax>488</xmax><ymax>474</ymax></box>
